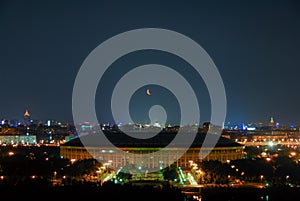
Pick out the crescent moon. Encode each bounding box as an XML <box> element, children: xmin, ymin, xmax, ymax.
<box><xmin>146</xmin><ymin>89</ymin><xmax>151</xmax><ymax>96</ymax></box>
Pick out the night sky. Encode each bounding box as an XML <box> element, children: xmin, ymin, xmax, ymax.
<box><xmin>1</xmin><ymin>0</ymin><xmax>300</xmax><ymax>126</ymax></box>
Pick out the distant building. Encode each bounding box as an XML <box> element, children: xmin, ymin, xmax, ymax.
<box><xmin>202</xmin><ymin>122</ymin><xmax>223</xmax><ymax>134</ymax></box>
<box><xmin>0</xmin><ymin>127</ymin><xmax>17</xmax><ymax>135</ymax></box>
<box><xmin>23</xmin><ymin>109</ymin><xmax>31</xmax><ymax>126</ymax></box>
<box><xmin>268</xmin><ymin>117</ymin><xmax>275</xmax><ymax>127</ymax></box>
<box><xmin>0</xmin><ymin>135</ymin><xmax>36</xmax><ymax>145</ymax></box>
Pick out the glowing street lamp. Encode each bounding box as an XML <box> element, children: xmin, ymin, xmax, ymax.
<box><xmin>260</xmin><ymin>175</ymin><xmax>264</xmax><ymax>184</ymax></box>
<box><xmin>8</xmin><ymin>152</ymin><xmax>14</xmax><ymax>156</ymax></box>
<box><xmin>286</xmin><ymin>175</ymin><xmax>290</xmax><ymax>185</ymax></box>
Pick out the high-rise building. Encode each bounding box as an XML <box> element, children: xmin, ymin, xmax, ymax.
<box><xmin>268</xmin><ymin>117</ymin><xmax>275</xmax><ymax>127</ymax></box>
<box><xmin>24</xmin><ymin>109</ymin><xmax>31</xmax><ymax>126</ymax></box>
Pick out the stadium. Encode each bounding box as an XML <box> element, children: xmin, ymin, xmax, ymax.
<box><xmin>60</xmin><ymin>132</ymin><xmax>245</xmax><ymax>171</ymax></box>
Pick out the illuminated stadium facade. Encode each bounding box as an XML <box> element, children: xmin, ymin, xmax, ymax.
<box><xmin>60</xmin><ymin>132</ymin><xmax>245</xmax><ymax>170</ymax></box>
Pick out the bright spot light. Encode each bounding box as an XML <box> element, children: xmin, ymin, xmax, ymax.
<box><xmin>268</xmin><ymin>141</ymin><xmax>274</xmax><ymax>147</ymax></box>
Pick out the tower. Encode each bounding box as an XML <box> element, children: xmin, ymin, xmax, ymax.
<box><xmin>268</xmin><ymin>117</ymin><xmax>275</xmax><ymax>127</ymax></box>
<box><xmin>24</xmin><ymin>109</ymin><xmax>31</xmax><ymax>126</ymax></box>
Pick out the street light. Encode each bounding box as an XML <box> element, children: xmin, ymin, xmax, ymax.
<box><xmin>260</xmin><ymin>175</ymin><xmax>264</xmax><ymax>184</ymax></box>
<box><xmin>286</xmin><ymin>175</ymin><xmax>290</xmax><ymax>185</ymax></box>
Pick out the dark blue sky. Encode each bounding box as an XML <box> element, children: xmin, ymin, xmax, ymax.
<box><xmin>0</xmin><ymin>0</ymin><xmax>300</xmax><ymax>125</ymax></box>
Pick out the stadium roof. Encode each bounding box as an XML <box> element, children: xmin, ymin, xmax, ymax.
<box><xmin>62</xmin><ymin>132</ymin><xmax>243</xmax><ymax>148</ymax></box>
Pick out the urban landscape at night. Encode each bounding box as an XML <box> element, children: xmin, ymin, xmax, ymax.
<box><xmin>1</xmin><ymin>0</ymin><xmax>300</xmax><ymax>200</ymax></box>
<box><xmin>1</xmin><ymin>110</ymin><xmax>300</xmax><ymax>200</ymax></box>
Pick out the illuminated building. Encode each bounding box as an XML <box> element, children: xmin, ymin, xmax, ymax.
<box><xmin>23</xmin><ymin>109</ymin><xmax>31</xmax><ymax>126</ymax></box>
<box><xmin>0</xmin><ymin>135</ymin><xmax>36</xmax><ymax>145</ymax></box>
<box><xmin>268</xmin><ymin>117</ymin><xmax>275</xmax><ymax>127</ymax></box>
<box><xmin>60</xmin><ymin>132</ymin><xmax>244</xmax><ymax>170</ymax></box>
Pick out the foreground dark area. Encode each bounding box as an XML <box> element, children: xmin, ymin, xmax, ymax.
<box><xmin>0</xmin><ymin>180</ymin><xmax>183</xmax><ymax>201</ymax></box>
<box><xmin>1</xmin><ymin>180</ymin><xmax>300</xmax><ymax>201</ymax></box>
<box><xmin>200</xmin><ymin>187</ymin><xmax>300</xmax><ymax>201</ymax></box>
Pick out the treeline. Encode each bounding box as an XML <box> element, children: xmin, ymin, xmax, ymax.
<box><xmin>0</xmin><ymin>179</ymin><xmax>183</xmax><ymax>201</ymax></box>
<box><xmin>198</xmin><ymin>156</ymin><xmax>300</xmax><ymax>186</ymax></box>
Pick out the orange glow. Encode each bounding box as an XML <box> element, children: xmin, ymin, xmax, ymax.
<box><xmin>24</xmin><ymin>109</ymin><xmax>30</xmax><ymax>117</ymax></box>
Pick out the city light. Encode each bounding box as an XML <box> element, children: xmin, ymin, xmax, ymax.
<box><xmin>1</xmin><ymin>1</ymin><xmax>300</xmax><ymax>200</ymax></box>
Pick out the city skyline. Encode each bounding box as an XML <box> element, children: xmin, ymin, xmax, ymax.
<box><xmin>0</xmin><ymin>108</ymin><xmax>299</xmax><ymax>128</ymax></box>
<box><xmin>1</xmin><ymin>0</ymin><xmax>300</xmax><ymax>126</ymax></box>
